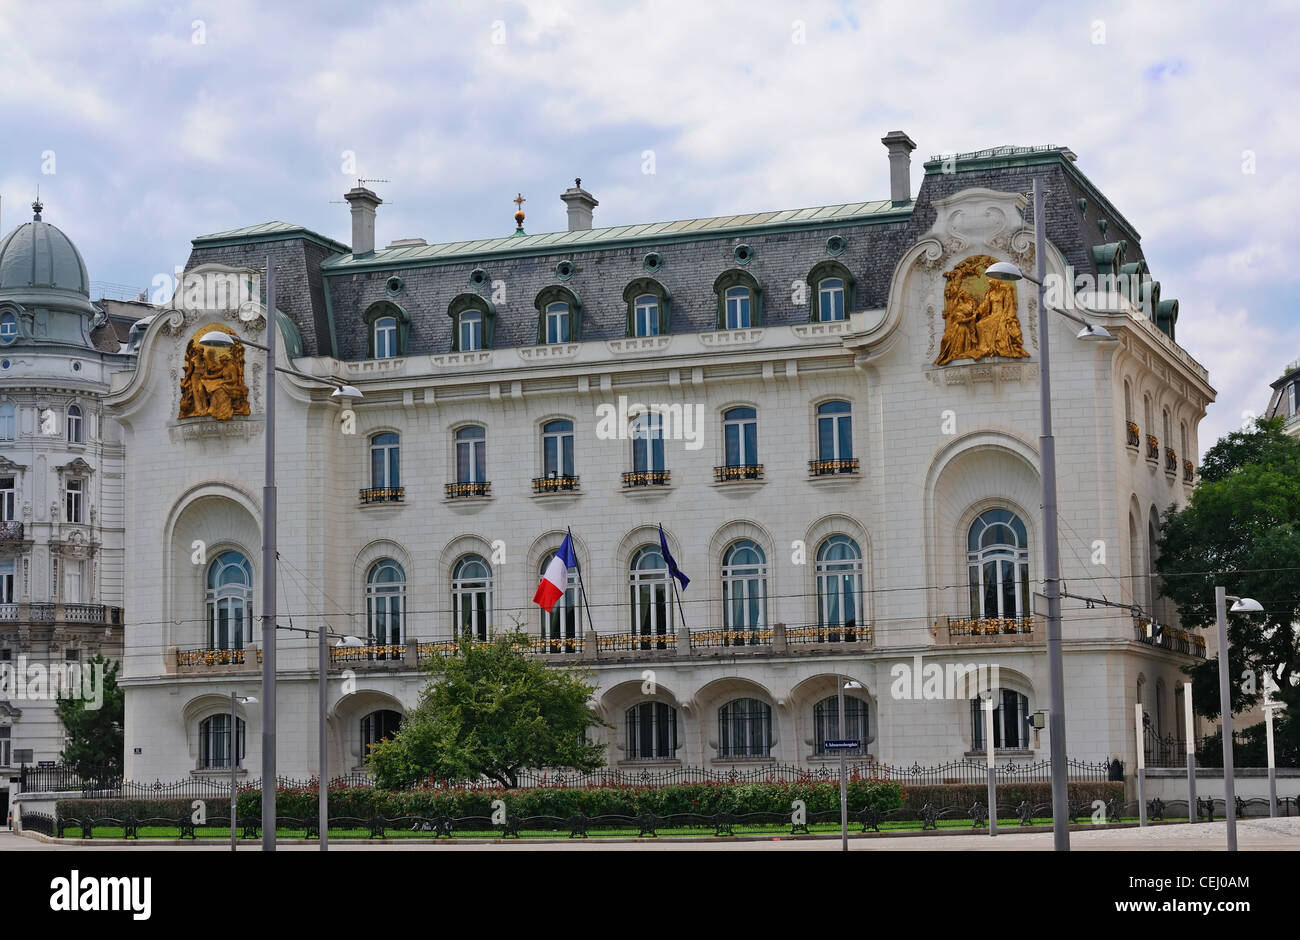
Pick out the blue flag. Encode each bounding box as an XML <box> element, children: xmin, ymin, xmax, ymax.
<box><xmin>659</xmin><ymin>524</ymin><xmax>690</xmax><ymax>590</ymax></box>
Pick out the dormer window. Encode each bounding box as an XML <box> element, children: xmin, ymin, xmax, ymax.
<box><xmin>545</xmin><ymin>303</ymin><xmax>570</xmax><ymax>343</ymax></box>
<box><xmin>818</xmin><ymin>279</ymin><xmax>845</xmax><ymax>321</ymax></box>
<box><xmin>363</xmin><ymin>301</ymin><xmax>409</xmax><ymax>359</ymax></box>
<box><xmin>447</xmin><ymin>294</ymin><xmax>497</xmax><ymax>352</ymax></box>
<box><xmin>622</xmin><ymin>278</ymin><xmax>670</xmax><ymax>338</ymax></box>
<box><xmin>460</xmin><ymin>310</ymin><xmax>483</xmax><ymax>351</ymax></box>
<box><xmin>634</xmin><ymin>296</ymin><xmax>659</xmax><ymax>336</ymax></box>
<box><xmin>534</xmin><ymin>286</ymin><xmax>582</xmax><ymax>345</ymax></box>
<box><xmin>374</xmin><ymin>317</ymin><xmax>398</xmax><ymax>358</ymax></box>
<box><xmin>0</xmin><ymin>313</ymin><xmax>16</xmax><ymax>345</ymax></box>
<box><xmin>725</xmin><ymin>288</ymin><xmax>751</xmax><ymax>329</ymax></box>
<box><xmin>807</xmin><ymin>261</ymin><xmax>856</xmax><ymax>322</ymax></box>
<box><xmin>712</xmin><ymin>270</ymin><xmax>762</xmax><ymax>330</ymax></box>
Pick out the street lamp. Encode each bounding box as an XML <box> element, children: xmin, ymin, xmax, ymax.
<box><xmin>981</xmin><ymin>177</ymin><xmax>1116</xmax><ymax>851</ymax></box>
<box><xmin>1215</xmin><ymin>588</ymin><xmax>1262</xmax><ymax>851</ymax></box>
<box><xmin>836</xmin><ymin>677</ymin><xmax>862</xmax><ymax>852</ymax></box>
<box><xmin>199</xmin><ymin>260</ymin><xmax>362</xmax><ymax>851</ymax></box>
<box><xmin>229</xmin><ymin>693</ymin><xmax>257</xmax><ymax>851</ymax></box>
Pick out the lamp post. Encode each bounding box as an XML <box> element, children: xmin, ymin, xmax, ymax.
<box><xmin>1184</xmin><ymin>681</ymin><xmax>1196</xmax><ymax>824</ymax></box>
<box><xmin>230</xmin><ymin>693</ymin><xmax>256</xmax><ymax>851</ymax></box>
<box><xmin>836</xmin><ymin>677</ymin><xmax>862</xmax><ymax>852</ymax></box>
<box><xmin>984</xmin><ymin>693</ymin><xmax>997</xmax><ymax>836</ymax></box>
<box><xmin>1213</xmin><ymin>587</ymin><xmax>1262</xmax><ymax>850</ymax></box>
<box><xmin>199</xmin><ymin>262</ymin><xmax>362</xmax><ymax>852</ymax></box>
<box><xmin>1263</xmin><ymin>700</ymin><xmax>1284</xmax><ymax>817</ymax></box>
<box><xmin>984</xmin><ymin>177</ymin><xmax>1114</xmax><ymax>852</ymax></box>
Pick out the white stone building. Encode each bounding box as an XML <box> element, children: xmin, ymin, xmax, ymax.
<box><xmin>0</xmin><ymin>201</ymin><xmax>140</xmax><ymax>815</ymax></box>
<box><xmin>107</xmin><ymin>138</ymin><xmax>1214</xmax><ymax>784</ymax></box>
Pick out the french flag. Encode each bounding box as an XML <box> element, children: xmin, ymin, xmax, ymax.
<box><xmin>533</xmin><ymin>533</ymin><xmax>577</xmax><ymax>613</ymax></box>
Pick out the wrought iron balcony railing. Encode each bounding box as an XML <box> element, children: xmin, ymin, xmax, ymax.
<box><xmin>691</xmin><ymin>627</ymin><xmax>774</xmax><ymax>648</ymax></box>
<box><xmin>600</xmin><ymin>632</ymin><xmax>677</xmax><ymax>652</ymax></box>
<box><xmin>445</xmin><ymin>481</ymin><xmax>491</xmax><ymax>498</ymax></box>
<box><xmin>330</xmin><ymin>644</ymin><xmax>405</xmax><ymax>663</ymax></box>
<box><xmin>1183</xmin><ymin>459</ymin><xmax>1194</xmax><ymax>484</ymax></box>
<box><xmin>532</xmin><ymin>475</ymin><xmax>580</xmax><ymax>493</ymax></box>
<box><xmin>1126</xmin><ymin>422</ymin><xmax>1140</xmax><ymax>448</ymax></box>
<box><xmin>0</xmin><ymin>521</ymin><xmax>23</xmax><ymax>541</ymax></box>
<box><xmin>176</xmin><ymin>647</ymin><xmax>246</xmax><ymax>667</ymax></box>
<box><xmin>714</xmin><ymin>464</ymin><xmax>763</xmax><ymax>482</ymax></box>
<box><xmin>808</xmin><ymin>457</ymin><xmax>859</xmax><ymax>476</ymax></box>
<box><xmin>359</xmin><ymin>487</ymin><xmax>404</xmax><ymax>504</ymax></box>
<box><xmin>622</xmin><ymin>470</ymin><xmax>670</xmax><ymax>488</ymax></box>
<box><xmin>1146</xmin><ymin>435</ymin><xmax>1160</xmax><ymax>461</ymax></box>
<box><xmin>786</xmin><ymin>623</ymin><xmax>873</xmax><ymax>644</ymax></box>
<box><xmin>947</xmin><ymin>616</ymin><xmax>1035</xmax><ymax>637</ymax></box>
<box><xmin>1133</xmin><ymin>619</ymin><xmax>1205</xmax><ymax>659</ymax></box>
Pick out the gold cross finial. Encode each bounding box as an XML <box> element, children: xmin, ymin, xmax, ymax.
<box><xmin>513</xmin><ymin>193</ymin><xmax>526</xmax><ymax>211</ymax></box>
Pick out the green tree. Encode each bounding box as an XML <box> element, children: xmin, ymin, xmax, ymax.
<box><xmin>56</xmin><ymin>654</ymin><xmax>125</xmax><ymax>778</ymax></box>
<box><xmin>1156</xmin><ymin>417</ymin><xmax>1300</xmax><ymax>734</ymax></box>
<box><xmin>367</xmin><ymin>627</ymin><xmax>609</xmax><ymax>788</ymax></box>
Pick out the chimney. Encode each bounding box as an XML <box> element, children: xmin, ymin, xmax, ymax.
<box><xmin>881</xmin><ymin>131</ymin><xmax>918</xmax><ymax>205</ymax></box>
<box><xmin>344</xmin><ymin>186</ymin><xmax>382</xmax><ymax>256</ymax></box>
<box><xmin>560</xmin><ymin>178</ymin><xmax>598</xmax><ymax>232</ymax></box>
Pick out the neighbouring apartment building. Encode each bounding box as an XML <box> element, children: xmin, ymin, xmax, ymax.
<box><xmin>0</xmin><ymin>201</ymin><xmax>140</xmax><ymax>816</ymax></box>
<box><xmin>106</xmin><ymin>135</ymin><xmax>1214</xmax><ymax>784</ymax></box>
<box><xmin>1264</xmin><ymin>359</ymin><xmax>1300</xmax><ymax>437</ymax></box>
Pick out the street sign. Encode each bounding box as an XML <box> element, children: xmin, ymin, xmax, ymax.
<box><xmin>822</xmin><ymin>739</ymin><xmax>860</xmax><ymax>750</ymax></box>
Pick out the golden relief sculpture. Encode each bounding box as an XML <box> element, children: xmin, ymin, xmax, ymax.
<box><xmin>934</xmin><ymin>254</ymin><xmax>1029</xmax><ymax>366</ymax></box>
<box><xmin>179</xmin><ymin>324</ymin><xmax>250</xmax><ymax>421</ymax></box>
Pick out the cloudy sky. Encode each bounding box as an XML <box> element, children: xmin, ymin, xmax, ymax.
<box><xmin>1</xmin><ymin>0</ymin><xmax>1296</xmax><ymax>454</ymax></box>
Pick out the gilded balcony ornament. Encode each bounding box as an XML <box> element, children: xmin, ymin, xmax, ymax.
<box><xmin>178</xmin><ymin>324</ymin><xmax>250</xmax><ymax>421</ymax></box>
<box><xmin>934</xmin><ymin>254</ymin><xmax>1028</xmax><ymax>366</ymax></box>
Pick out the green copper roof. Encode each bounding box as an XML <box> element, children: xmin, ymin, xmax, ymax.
<box><xmin>192</xmin><ymin>221</ymin><xmax>350</xmax><ymax>254</ymax></box>
<box><xmin>321</xmin><ymin>199</ymin><xmax>907</xmax><ymax>273</ymax></box>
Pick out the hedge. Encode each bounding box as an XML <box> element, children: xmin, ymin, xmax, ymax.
<box><xmin>898</xmin><ymin>781</ymin><xmax>1123</xmax><ymax>810</ymax></box>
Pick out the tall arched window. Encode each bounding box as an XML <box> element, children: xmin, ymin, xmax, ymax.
<box><xmin>815</xmin><ymin>400</ymin><xmax>852</xmax><ymax>462</ymax></box>
<box><xmin>816</xmin><ymin>535</ymin><xmax>863</xmax><ymax>640</ymax></box>
<box><xmin>814</xmin><ymin>694</ymin><xmax>868</xmax><ymax>756</ymax></box>
<box><xmin>206</xmin><ymin>551</ymin><xmax>252</xmax><ymax>650</ymax></box>
<box><xmin>971</xmin><ymin>690</ymin><xmax>1029</xmax><ymax>750</ymax></box>
<box><xmin>369</xmin><ymin>432</ymin><xmax>400</xmax><ymax>490</ymax></box>
<box><xmin>723</xmin><ymin>407</ymin><xmax>758</xmax><ymax>469</ymax></box>
<box><xmin>67</xmin><ymin>405</ymin><xmax>83</xmax><ymax>444</ymax></box>
<box><xmin>626</xmin><ymin>702</ymin><xmax>678</xmax><ymax>759</ymax></box>
<box><xmin>629</xmin><ymin>545</ymin><xmax>671</xmax><ymax>648</ymax></box>
<box><xmin>360</xmin><ymin>709</ymin><xmax>402</xmax><ymax>759</ymax></box>
<box><xmin>452</xmin><ymin>554</ymin><xmax>492</xmax><ymax>641</ymax></box>
<box><xmin>631</xmin><ymin>411</ymin><xmax>665</xmax><ymax>475</ymax></box>
<box><xmin>0</xmin><ymin>403</ymin><xmax>14</xmax><ymax>441</ymax></box>
<box><xmin>1123</xmin><ymin>380</ymin><xmax>1133</xmax><ymax>423</ymax></box>
<box><xmin>1129</xmin><ymin>511</ymin><xmax>1146</xmax><ymax>611</ymax></box>
<box><xmin>966</xmin><ymin>509</ymin><xmax>1029</xmax><ymax>622</ymax></box>
<box><xmin>200</xmin><ymin>713</ymin><xmax>246</xmax><ymax>769</ymax></box>
<box><xmin>539</xmin><ymin>548</ymin><xmax>580</xmax><ymax>651</ymax></box>
<box><xmin>722</xmin><ymin>539</ymin><xmax>767</xmax><ymax>644</ymax></box>
<box><xmin>366</xmin><ymin>559</ymin><xmax>405</xmax><ymax>647</ymax></box>
<box><xmin>719</xmin><ymin>698</ymin><xmax>771</xmax><ymax>758</ymax></box>
<box><xmin>542</xmin><ymin>419</ymin><xmax>575</xmax><ymax>479</ymax></box>
<box><xmin>455</xmin><ymin>426</ymin><xmax>486</xmax><ymax>483</ymax></box>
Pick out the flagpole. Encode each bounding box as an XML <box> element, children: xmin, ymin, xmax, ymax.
<box><xmin>568</xmin><ymin>527</ymin><xmax>597</xmax><ymax>640</ymax></box>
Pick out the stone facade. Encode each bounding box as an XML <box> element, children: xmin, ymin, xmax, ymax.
<box><xmin>107</xmin><ymin>139</ymin><xmax>1214</xmax><ymax>783</ymax></box>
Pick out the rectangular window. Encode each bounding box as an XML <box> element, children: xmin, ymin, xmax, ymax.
<box><xmin>545</xmin><ymin>304</ymin><xmax>570</xmax><ymax>344</ymax></box>
<box><xmin>64</xmin><ymin>560</ymin><xmax>83</xmax><ymax>605</ymax></box>
<box><xmin>0</xmin><ymin>560</ymin><xmax>14</xmax><ymax>604</ymax></box>
<box><xmin>0</xmin><ymin>407</ymin><xmax>14</xmax><ymax>441</ymax></box>
<box><xmin>374</xmin><ymin>318</ymin><xmax>398</xmax><ymax>359</ymax></box>
<box><xmin>724</xmin><ymin>414</ymin><xmax>758</xmax><ymax>466</ymax></box>
<box><xmin>632</xmin><ymin>413</ymin><xmax>665</xmax><ymax>472</ymax></box>
<box><xmin>0</xmin><ymin>727</ymin><xmax>10</xmax><ymax>767</ymax></box>
<box><xmin>634</xmin><ymin>297</ymin><xmax>659</xmax><ymax>337</ymax></box>
<box><xmin>65</xmin><ymin>479</ymin><xmax>84</xmax><ymax>523</ymax></box>
<box><xmin>725</xmin><ymin>290</ymin><xmax>751</xmax><ymax>329</ymax></box>
<box><xmin>460</xmin><ymin>314</ymin><xmax>483</xmax><ymax>351</ymax></box>
<box><xmin>543</xmin><ymin>423</ymin><xmax>575</xmax><ymax>477</ymax></box>
<box><xmin>0</xmin><ymin>476</ymin><xmax>14</xmax><ymax>521</ymax></box>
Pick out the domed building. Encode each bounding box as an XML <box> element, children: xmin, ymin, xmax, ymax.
<box><xmin>0</xmin><ymin>200</ymin><xmax>144</xmax><ymax>814</ymax></box>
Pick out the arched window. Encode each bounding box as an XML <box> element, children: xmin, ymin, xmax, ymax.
<box><xmin>1154</xmin><ymin>679</ymin><xmax>1166</xmax><ymax>738</ymax></box>
<box><xmin>719</xmin><ymin>698</ymin><xmax>771</xmax><ymax>758</ymax></box>
<box><xmin>815</xmin><ymin>400</ymin><xmax>852</xmax><ymax>462</ymax></box>
<box><xmin>817</xmin><ymin>278</ymin><xmax>845</xmax><ymax>322</ymax></box>
<box><xmin>459</xmin><ymin>310</ymin><xmax>483</xmax><ymax>351</ymax></box>
<box><xmin>631</xmin><ymin>411</ymin><xmax>665</xmax><ymax>475</ymax></box>
<box><xmin>452</xmin><ymin>554</ymin><xmax>492</xmax><ymax>641</ymax></box>
<box><xmin>971</xmin><ymin>690</ymin><xmax>1029</xmax><ymax>750</ymax></box>
<box><xmin>369</xmin><ymin>432</ymin><xmax>400</xmax><ymax>493</ymax></box>
<box><xmin>539</xmin><ymin>548</ymin><xmax>580</xmax><ymax>651</ymax></box>
<box><xmin>0</xmin><ymin>403</ymin><xmax>14</xmax><ymax>441</ymax></box>
<box><xmin>722</xmin><ymin>539</ymin><xmax>767</xmax><ymax>644</ymax></box>
<box><xmin>1148</xmin><ymin>512</ymin><xmax>1162</xmax><ymax>623</ymax></box>
<box><xmin>360</xmin><ymin>709</ymin><xmax>401</xmax><ymax>759</ymax></box>
<box><xmin>67</xmin><ymin>405</ymin><xmax>83</xmax><ymax>444</ymax></box>
<box><xmin>713</xmin><ymin>270</ymin><xmax>762</xmax><ymax>329</ymax></box>
<box><xmin>544</xmin><ymin>302</ymin><xmax>571</xmax><ymax>344</ymax></box>
<box><xmin>1123</xmin><ymin>380</ymin><xmax>1133</xmax><ymax>423</ymax></box>
<box><xmin>816</xmin><ymin>536</ymin><xmax>863</xmax><ymax>640</ymax></box>
<box><xmin>373</xmin><ymin>316</ymin><xmax>398</xmax><ymax>358</ymax></box>
<box><xmin>1129</xmin><ymin>512</ymin><xmax>1146</xmax><ymax>610</ymax></box>
<box><xmin>814</xmin><ymin>694</ymin><xmax>868</xmax><ymax>756</ymax></box>
<box><xmin>447</xmin><ymin>293</ymin><xmax>497</xmax><ymax>352</ymax></box>
<box><xmin>200</xmin><ymin>714</ymin><xmax>246</xmax><ymax>769</ymax></box>
<box><xmin>455</xmin><ymin>426</ymin><xmax>486</xmax><ymax>484</ymax></box>
<box><xmin>626</xmin><ymin>702</ymin><xmax>678</xmax><ymax>759</ymax></box>
<box><xmin>966</xmin><ymin>509</ymin><xmax>1029</xmax><ymax>622</ymax></box>
<box><xmin>723</xmin><ymin>407</ymin><xmax>758</xmax><ymax>469</ymax></box>
<box><xmin>1162</xmin><ymin>409</ymin><xmax>1172</xmax><ymax>451</ymax></box>
<box><xmin>623</xmin><ymin>278</ymin><xmax>670</xmax><ymax>337</ymax></box>
<box><xmin>1143</xmin><ymin>395</ymin><xmax>1154</xmax><ymax>439</ymax></box>
<box><xmin>0</xmin><ymin>312</ymin><xmax>16</xmax><ymax>345</ymax></box>
<box><xmin>206</xmin><ymin>551</ymin><xmax>252</xmax><ymax>650</ymax></box>
<box><xmin>807</xmin><ymin>261</ymin><xmax>855</xmax><ymax>322</ymax></box>
<box><xmin>366</xmin><ymin>559</ymin><xmax>405</xmax><ymax>647</ymax></box>
<box><xmin>629</xmin><ymin>545</ymin><xmax>671</xmax><ymax>647</ymax></box>
<box><xmin>542</xmin><ymin>419</ymin><xmax>575</xmax><ymax>479</ymax></box>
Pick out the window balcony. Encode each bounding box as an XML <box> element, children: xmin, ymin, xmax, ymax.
<box><xmin>946</xmin><ymin>616</ymin><xmax>1034</xmax><ymax>637</ymax></box>
<box><xmin>1126</xmin><ymin>422</ymin><xmax>1140</xmax><ymax>449</ymax></box>
<box><xmin>1183</xmin><ymin>459</ymin><xmax>1195</xmax><ymax>485</ymax></box>
<box><xmin>690</xmin><ymin>627</ymin><xmax>773</xmax><ymax>648</ymax></box>
<box><xmin>622</xmin><ymin>470</ymin><xmax>670</xmax><ymax>488</ymax></box>
<box><xmin>0</xmin><ymin>603</ymin><xmax>118</xmax><ymax>626</ymax></box>
<box><xmin>0</xmin><ymin>521</ymin><xmax>23</xmax><ymax>542</ymax></box>
<box><xmin>532</xmin><ymin>475</ymin><xmax>580</xmax><ymax>493</ymax></box>
<box><xmin>1164</xmin><ymin>446</ymin><xmax>1178</xmax><ymax>475</ymax></box>
<box><xmin>445</xmin><ymin>481</ymin><xmax>491</xmax><ymax>499</ymax></box>
<box><xmin>714</xmin><ymin>464</ymin><xmax>763</xmax><ymax>482</ymax></box>
<box><xmin>599</xmin><ymin>632</ymin><xmax>677</xmax><ymax>653</ymax></box>
<box><xmin>176</xmin><ymin>647</ymin><xmax>247</xmax><ymax>667</ymax></box>
<box><xmin>531</xmin><ymin>635</ymin><xmax>585</xmax><ymax>655</ymax></box>
<box><xmin>1133</xmin><ymin>618</ymin><xmax>1204</xmax><ymax>659</ymax></box>
<box><xmin>359</xmin><ymin>487</ymin><xmax>404</xmax><ymax>504</ymax></box>
<box><xmin>786</xmin><ymin>623</ymin><xmax>872</xmax><ymax>645</ymax></box>
<box><xmin>329</xmin><ymin>644</ymin><xmax>406</xmax><ymax>664</ymax></box>
<box><xmin>1146</xmin><ymin>435</ymin><xmax>1160</xmax><ymax>462</ymax></box>
<box><xmin>808</xmin><ymin>458</ymin><xmax>859</xmax><ymax>476</ymax></box>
